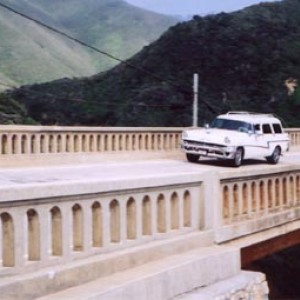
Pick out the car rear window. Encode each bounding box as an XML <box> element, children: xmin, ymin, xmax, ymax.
<box><xmin>272</xmin><ymin>123</ymin><xmax>282</xmax><ymax>133</ymax></box>
<box><xmin>262</xmin><ymin>124</ymin><xmax>272</xmax><ymax>134</ymax></box>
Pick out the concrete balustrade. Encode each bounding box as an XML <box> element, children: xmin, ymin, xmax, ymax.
<box><xmin>221</xmin><ymin>173</ymin><xmax>299</xmax><ymax>223</ymax></box>
<box><xmin>3</xmin><ymin>163</ymin><xmax>300</xmax><ymax>278</ymax></box>
<box><xmin>0</xmin><ymin>182</ymin><xmax>203</xmax><ymax>275</ymax></box>
<box><xmin>217</xmin><ymin>166</ymin><xmax>300</xmax><ymax>242</ymax></box>
<box><xmin>0</xmin><ymin>126</ymin><xmax>182</xmax><ymax>155</ymax></box>
<box><xmin>286</xmin><ymin>129</ymin><xmax>300</xmax><ymax>148</ymax></box>
<box><xmin>1</xmin><ymin>157</ymin><xmax>300</xmax><ymax>281</ymax></box>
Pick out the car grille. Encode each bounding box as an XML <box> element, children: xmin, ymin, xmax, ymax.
<box><xmin>183</xmin><ymin>140</ymin><xmax>226</xmax><ymax>148</ymax></box>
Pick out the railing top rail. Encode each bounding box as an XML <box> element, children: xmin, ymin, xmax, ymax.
<box><xmin>0</xmin><ymin>125</ymin><xmax>185</xmax><ymax>133</ymax></box>
<box><xmin>285</xmin><ymin>128</ymin><xmax>300</xmax><ymax>132</ymax></box>
<box><xmin>220</xmin><ymin>164</ymin><xmax>300</xmax><ymax>182</ymax></box>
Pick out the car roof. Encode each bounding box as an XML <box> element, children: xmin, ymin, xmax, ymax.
<box><xmin>216</xmin><ymin>111</ymin><xmax>281</xmax><ymax>123</ymax></box>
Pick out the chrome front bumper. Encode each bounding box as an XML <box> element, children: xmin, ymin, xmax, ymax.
<box><xmin>181</xmin><ymin>140</ymin><xmax>236</xmax><ymax>159</ymax></box>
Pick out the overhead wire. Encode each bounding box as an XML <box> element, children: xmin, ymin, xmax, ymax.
<box><xmin>0</xmin><ymin>1</ymin><xmax>169</xmax><ymax>84</ymax></box>
<box><xmin>0</xmin><ymin>1</ymin><xmax>218</xmax><ymax>114</ymax></box>
<box><xmin>0</xmin><ymin>80</ymin><xmax>16</xmax><ymax>88</ymax></box>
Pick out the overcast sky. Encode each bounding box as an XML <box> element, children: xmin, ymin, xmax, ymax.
<box><xmin>125</xmin><ymin>0</ymin><xmax>281</xmax><ymax>16</ymax></box>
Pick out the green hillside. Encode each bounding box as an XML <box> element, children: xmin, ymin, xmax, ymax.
<box><xmin>0</xmin><ymin>0</ymin><xmax>177</xmax><ymax>87</ymax></box>
<box><xmin>27</xmin><ymin>0</ymin><xmax>178</xmax><ymax>71</ymax></box>
<box><xmin>4</xmin><ymin>0</ymin><xmax>300</xmax><ymax>126</ymax></box>
<box><xmin>0</xmin><ymin>3</ymin><xmax>96</xmax><ymax>88</ymax></box>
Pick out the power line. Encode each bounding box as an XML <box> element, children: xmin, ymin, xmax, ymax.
<box><xmin>0</xmin><ymin>80</ymin><xmax>16</xmax><ymax>88</ymax></box>
<box><xmin>0</xmin><ymin>1</ymin><xmax>219</xmax><ymax>114</ymax></box>
<box><xmin>0</xmin><ymin>2</ymin><xmax>168</xmax><ymax>84</ymax></box>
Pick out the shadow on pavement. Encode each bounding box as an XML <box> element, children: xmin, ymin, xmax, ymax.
<box><xmin>190</xmin><ymin>158</ymin><xmax>272</xmax><ymax>168</ymax></box>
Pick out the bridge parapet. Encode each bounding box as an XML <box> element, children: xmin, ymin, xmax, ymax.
<box><xmin>2</xmin><ymin>161</ymin><xmax>300</xmax><ymax>277</ymax></box>
<box><xmin>0</xmin><ymin>126</ymin><xmax>182</xmax><ymax>155</ymax></box>
<box><xmin>217</xmin><ymin>165</ymin><xmax>300</xmax><ymax>243</ymax></box>
<box><xmin>0</xmin><ymin>171</ymin><xmax>207</xmax><ymax>277</ymax></box>
<box><xmin>286</xmin><ymin>128</ymin><xmax>300</xmax><ymax>149</ymax></box>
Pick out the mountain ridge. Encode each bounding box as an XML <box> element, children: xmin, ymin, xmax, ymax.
<box><xmin>0</xmin><ymin>0</ymin><xmax>177</xmax><ymax>88</ymax></box>
<box><xmin>4</xmin><ymin>0</ymin><xmax>300</xmax><ymax>126</ymax></box>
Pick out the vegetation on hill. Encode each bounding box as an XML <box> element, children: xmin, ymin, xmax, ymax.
<box><xmin>0</xmin><ymin>94</ymin><xmax>35</xmax><ymax>124</ymax></box>
<box><xmin>3</xmin><ymin>0</ymin><xmax>300</xmax><ymax>127</ymax></box>
<box><xmin>0</xmin><ymin>0</ymin><xmax>177</xmax><ymax>87</ymax></box>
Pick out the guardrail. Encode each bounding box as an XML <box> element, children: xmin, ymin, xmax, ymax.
<box><xmin>1</xmin><ymin>159</ymin><xmax>300</xmax><ymax>279</ymax></box>
<box><xmin>0</xmin><ymin>126</ymin><xmax>182</xmax><ymax>155</ymax></box>
<box><xmin>0</xmin><ymin>177</ymin><xmax>204</xmax><ymax>275</ymax></box>
<box><xmin>217</xmin><ymin>165</ymin><xmax>300</xmax><ymax>243</ymax></box>
<box><xmin>286</xmin><ymin>128</ymin><xmax>300</xmax><ymax>148</ymax></box>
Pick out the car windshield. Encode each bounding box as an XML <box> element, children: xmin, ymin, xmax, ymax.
<box><xmin>211</xmin><ymin>118</ymin><xmax>253</xmax><ymax>133</ymax></box>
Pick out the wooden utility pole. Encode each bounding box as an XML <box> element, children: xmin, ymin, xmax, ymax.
<box><xmin>193</xmin><ymin>73</ymin><xmax>199</xmax><ymax>127</ymax></box>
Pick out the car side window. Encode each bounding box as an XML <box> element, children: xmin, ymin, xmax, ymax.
<box><xmin>254</xmin><ymin>124</ymin><xmax>261</xmax><ymax>133</ymax></box>
<box><xmin>272</xmin><ymin>123</ymin><xmax>283</xmax><ymax>134</ymax></box>
<box><xmin>262</xmin><ymin>124</ymin><xmax>272</xmax><ymax>134</ymax></box>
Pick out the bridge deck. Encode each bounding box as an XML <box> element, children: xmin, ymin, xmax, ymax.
<box><xmin>0</xmin><ymin>150</ymin><xmax>299</xmax><ymax>179</ymax></box>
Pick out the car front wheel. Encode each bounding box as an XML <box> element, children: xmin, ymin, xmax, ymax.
<box><xmin>231</xmin><ymin>147</ymin><xmax>243</xmax><ymax>167</ymax></box>
<box><xmin>186</xmin><ymin>153</ymin><xmax>200</xmax><ymax>163</ymax></box>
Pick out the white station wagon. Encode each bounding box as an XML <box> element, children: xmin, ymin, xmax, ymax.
<box><xmin>181</xmin><ymin>112</ymin><xmax>290</xmax><ymax>167</ymax></box>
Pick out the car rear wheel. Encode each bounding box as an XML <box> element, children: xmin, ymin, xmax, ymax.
<box><xmin>186</xmin><ymin>153</ymin><xmax>200</xmax><ymax>163</ymax></box>
<box><xmin>267</xmin><ymin>146</ymin><xmax>281</xmax><ymax>164</ymax></box>
<box><xmin>231</xmin><ymin>147</ymin><xmax>243</xmax><ymax>167</ymax></box>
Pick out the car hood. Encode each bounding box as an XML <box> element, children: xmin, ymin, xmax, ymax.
<box><xmin>183</xmin><ymin>128</ymin><xmax>248</xmax><ymax>146</ymax></box>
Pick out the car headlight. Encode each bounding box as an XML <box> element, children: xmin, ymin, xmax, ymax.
<box><xmin>224</xmin><ymin>136</ymin><xmax>231</xmax><ymax>144</ymax></box>
<box><xmin>182</xmin><ymin>131</ymin><xmax>188</xmax><ymax>139</ymax></box>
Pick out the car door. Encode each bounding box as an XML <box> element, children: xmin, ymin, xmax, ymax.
<box><xmin>250</xmin><ymin>123</ymin><xmax>271</xmax><ymax>157</ymax></box>
<box><xmin>241</xmin><ymin>123</ymin><xmax>264</xmax><ymax>158</ymax></box>
<box><xmin>261</xmin><ymin>123</ymin><xmax>275</xmax><ymax>155</ymax></box>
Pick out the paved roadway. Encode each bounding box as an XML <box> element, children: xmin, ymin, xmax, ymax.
<box><xmin>0</xmin><ymin>154</ymin><xmax>207</xmax><ymax>187</ymax></box>
<box><xmin>0</xmin><ymin>151</ymin><xmax>299</xmax><ymax>191</ymax></box>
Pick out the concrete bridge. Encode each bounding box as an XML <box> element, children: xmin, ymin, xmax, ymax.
<box><xmin>1</xmin><ymin>126</ymin><xmax>300</xmax><ymax>299</ymax></box>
